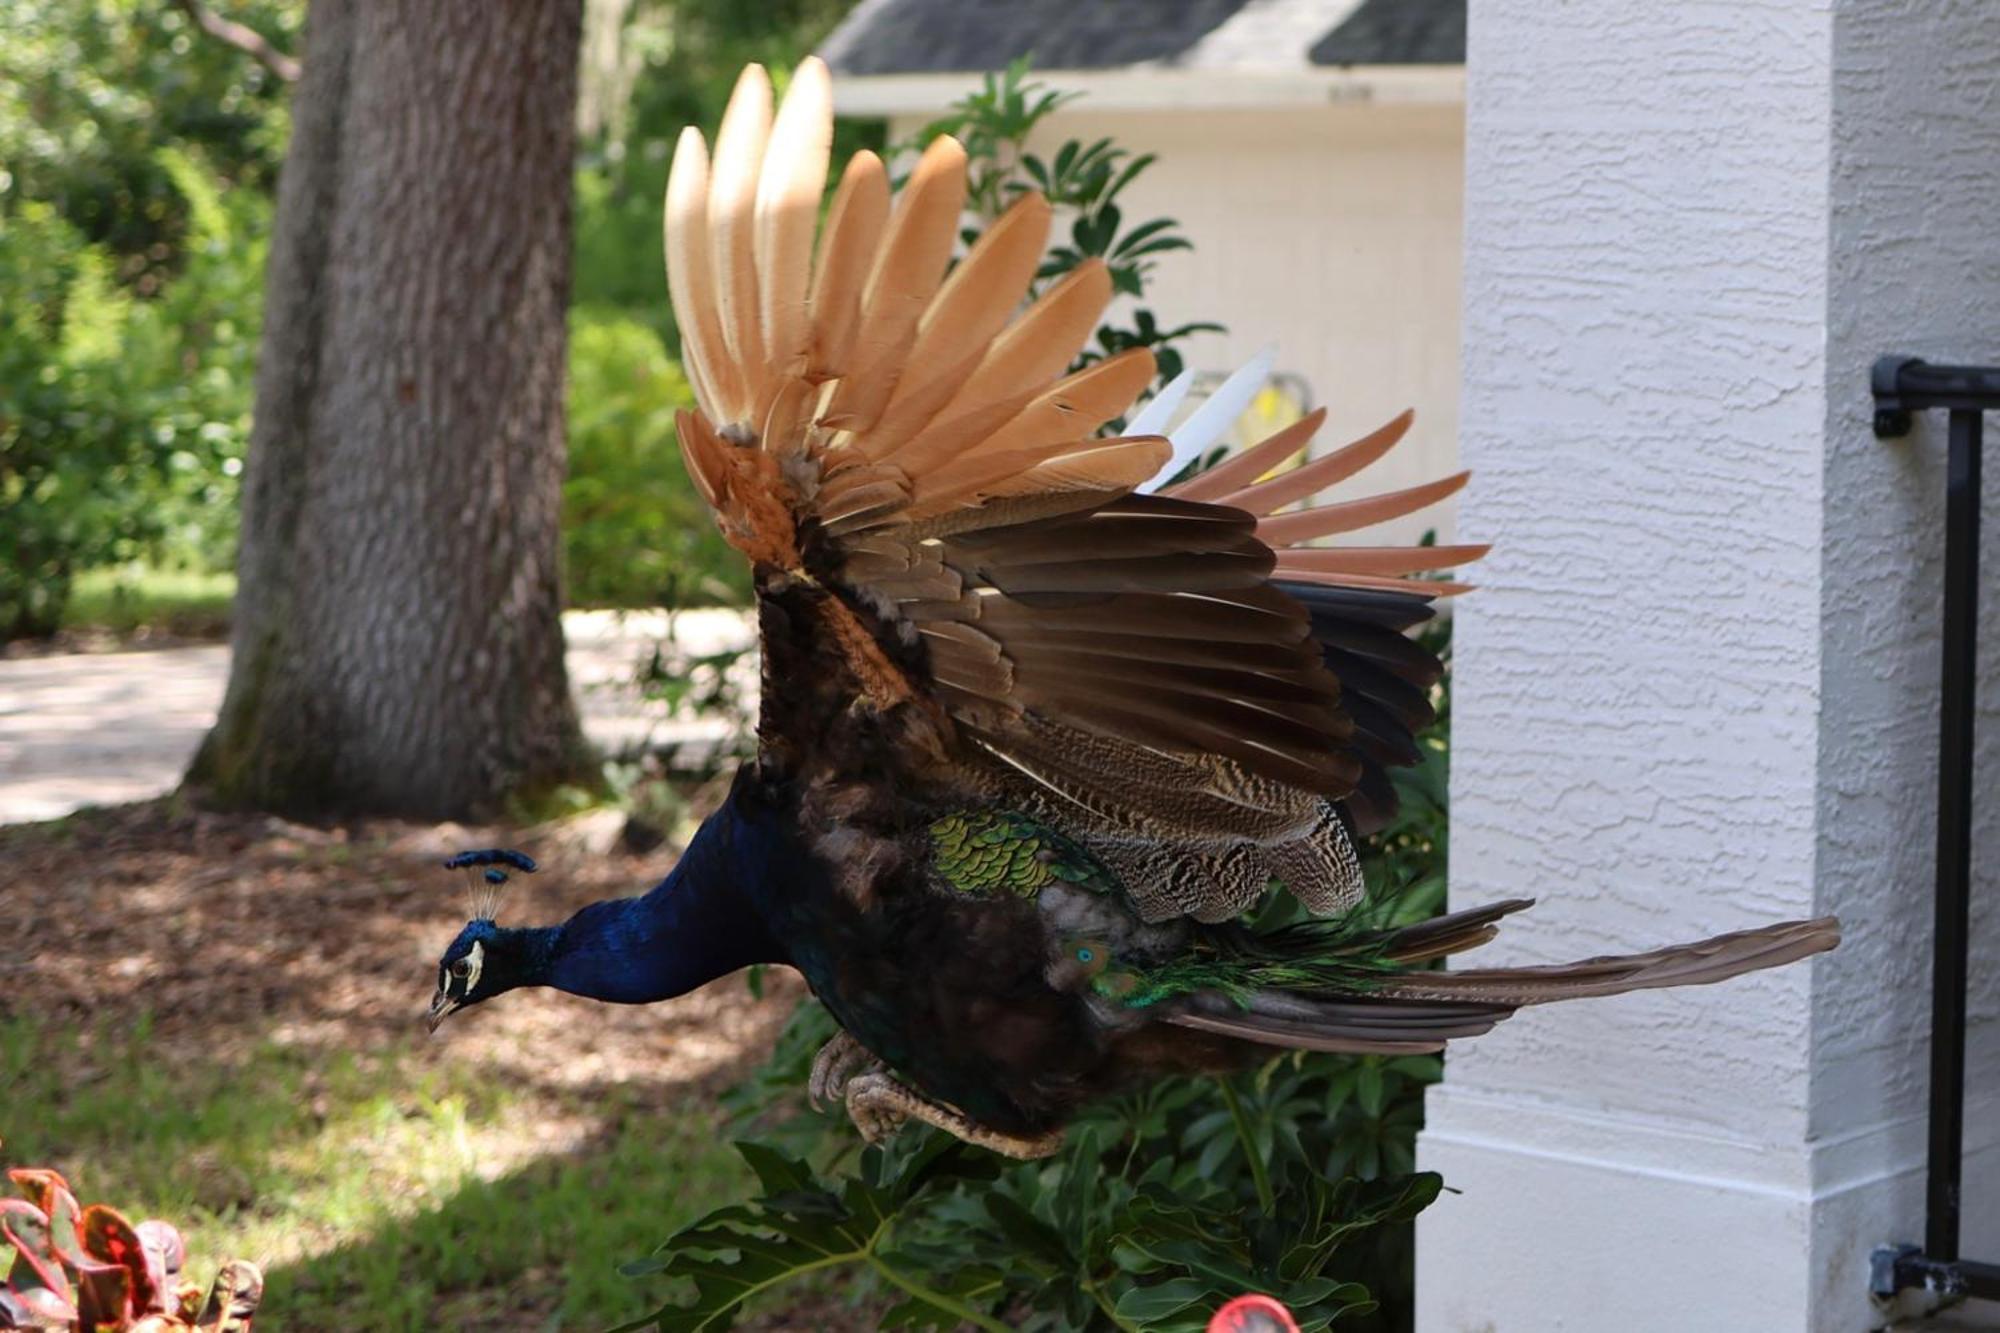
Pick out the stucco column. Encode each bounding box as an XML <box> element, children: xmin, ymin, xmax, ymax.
<box><xmin>1416</xmin><ymin>3</ymin><xmax>2000</xmax><ymax>1331</ymax></box>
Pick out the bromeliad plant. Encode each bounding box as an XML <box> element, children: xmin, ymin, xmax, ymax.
<box><xmin>0</xmin><ymin>1152</ymin><xmax>260</xmax><ymax>1332</ymax></box>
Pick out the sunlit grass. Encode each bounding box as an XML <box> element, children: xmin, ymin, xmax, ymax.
<box><xmin>0</xmin><ymin>1016</ymin><xmax>750</xmax><ymax>1329</ymax></box>
<box><xmin>64</xmin><ymin>566</ymin><xmax>236</xmax><ymax>638</ymax></box>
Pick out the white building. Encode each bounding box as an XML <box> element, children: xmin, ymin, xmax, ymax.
<box><xmin>822</xmin><ymin>0</ymin><xmax>1468</xmax><ymax>546</ymax></box>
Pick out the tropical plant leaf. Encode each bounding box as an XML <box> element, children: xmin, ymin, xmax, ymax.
<box><xmin>616</xmin><ymin>1137</ymin><xmax>1002</xmax><ymax>1332</ymax></box>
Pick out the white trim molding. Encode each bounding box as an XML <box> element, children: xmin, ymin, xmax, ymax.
<box><xmin>830</xmin><ymin>66</ymin><xmax>1467</xmax><ymax>118</ymax></box>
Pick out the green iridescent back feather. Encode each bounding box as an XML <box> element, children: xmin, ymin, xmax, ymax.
<box><xmin>928</xmin><ymin>811</ymin><xmax>1121</xmax><ymax>899</ymax></box>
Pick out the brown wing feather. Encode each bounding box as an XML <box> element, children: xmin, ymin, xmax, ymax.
<box><xmin>665</xmin><ymin>60</ymin><xmax>1488</xmax><ymax>923</ymax></box>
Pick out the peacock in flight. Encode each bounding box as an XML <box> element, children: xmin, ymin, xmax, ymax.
<box><xmin>425</xmin><ymin>59</ymin><xmax>1840</xmax><ymax>1159</ymax></box>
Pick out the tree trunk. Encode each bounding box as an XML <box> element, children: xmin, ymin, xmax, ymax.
<box><xmin>189</xmin><ymin>0</ymin><xmax>595</xmax><ymax>818</ymax></box>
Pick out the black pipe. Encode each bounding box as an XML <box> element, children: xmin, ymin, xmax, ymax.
<box><xmin>1868</xmin><ymin>357</ymin><xmax>1998</xmax><ymax>1309</ymax></box>
<box><xmin>1925</xmin><ymin>405</ymin><xmax>1980</xmax><ymax>1265</ymax></box>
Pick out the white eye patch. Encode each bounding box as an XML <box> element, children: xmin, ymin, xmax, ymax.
<box><xmin>461</xmin><ymin>939</ymin><xmax>484</xmax><ymax>995</ymax></box>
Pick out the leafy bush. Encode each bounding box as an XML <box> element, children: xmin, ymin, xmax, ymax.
<box><xmin>612</xmin><ymin>1132</ymin><xmax>1435</xmax><ymax>1333</ymax></box>
<box><xmin>0</xmin><ymin>0</ymin><xmax>298</xmax><ymax>292</ymax></box>
<box><xmin>0</xmin><ymin>152</ymin><xmax>264</xmax><ymax>640</ymax></box>
<box><xmin>2</xmin><ymin>0</ymin><xmax>281</xmax><ymax>640</ymax></box>
<box><xmin>0</xmin><ymin>1153</ymin><xmax>262</xmax><ymax>1330</ymax></box>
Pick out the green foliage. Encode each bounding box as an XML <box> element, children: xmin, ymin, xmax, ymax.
<box><xmin>1</xmin><ymin>1</ymin><xmax>287</xmax><ymax>640</ymax></box>
<box><xmin>565</xmin><ymin>311</ymin><xmax>749</xmax><ymax>608</ymax></box>
<box><xmin>0</xmin><ymin>0</ymin><xmax>298</xmax><ymax>289</ymax></box>
<box><xmin>60</xmin><ymin>567</ymin><xmax>236</xmax><ymax>641</ymax></box>
<box><xmin>904</xmin><ymin>61</ymin><xmax>1223</xmax><ymax>384</ymax></box>
<box><xmin>0</xmin><ymin>155</ymin><xmax>265</xmax><ymax>639</ymax></box>
<box><xmin>616</xmin><ymin>1130</ymin><xmax>1437</xmax><ymax>1332</ymax></box>
<box><xmin>609</xmin><ymin>1136</ymin><xmax>1008</xmax><ymax>1333</ymax></box>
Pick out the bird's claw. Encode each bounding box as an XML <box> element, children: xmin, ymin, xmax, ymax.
<box><xmin>844</xmin><ymin>1073</ymin><xmax>910</xmax><ymax>1144</ymax></box>
<box><xmin>808</xmin><ymin>1030</ymin><xmax>879</xmax><ymax>1111</ymax></box>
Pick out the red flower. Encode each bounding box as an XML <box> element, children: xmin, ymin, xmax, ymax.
<box><xmin>1208</xmin><ymin>1293</ymin><xmax>1303</xmax><ymax>1333</ymax></box>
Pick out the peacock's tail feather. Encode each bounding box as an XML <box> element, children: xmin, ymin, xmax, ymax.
<box><xmin>1160</xmin><ymin>911</ymin><xmax>1842</xmax><ymax>1055</ymax></box>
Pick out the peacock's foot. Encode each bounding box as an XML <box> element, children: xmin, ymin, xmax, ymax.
<box><xmin>843</xmin><ymin>1071</ymin><xmax>1065</xmax><ymax>1161</ymax></box>
<box><xmin>808</xmin><ymin>1030</ymin><xmax>883</xmax><ymax>1110</ymax></box>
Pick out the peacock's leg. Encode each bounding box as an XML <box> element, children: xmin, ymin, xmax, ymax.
<box><xmin>843</xmin><ymin>1071</ymin><xmax>1064</xmax><ymax>1161</ymax></box>
<box><xmin>808</xmin><ymin>1030</ymin><xmax>883</xmax><ymax>1109</ymax></box>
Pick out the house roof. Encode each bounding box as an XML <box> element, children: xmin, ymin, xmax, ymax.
<box><xmin>1308</xmin><ymin>0</ymin><xmax>1466</xmax><ymax>66</ymax></box>
<box><xmin>818</xmin><ymin>0</ymin><xmax>1466</xmax><ymax>79</ymax></box>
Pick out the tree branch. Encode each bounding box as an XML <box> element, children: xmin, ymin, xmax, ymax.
<box><xmin>170</xmin><ymin>0</ymin><xmax>301</xmax><ymax>83</ymax></box>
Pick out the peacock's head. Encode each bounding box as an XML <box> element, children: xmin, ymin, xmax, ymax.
<box><xmin>427</xmin><ymin>919</ymin><xmax>504</xmax><ymax>1031</ymax></box>
<box><xmin>426</xmin><ymin>848</ymin><xmax>539</xmax><ymax>1033</ymax></box>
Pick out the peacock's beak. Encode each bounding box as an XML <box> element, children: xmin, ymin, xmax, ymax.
<box><xmin>426</xmin><ymin>988</ymin><xmax>457</xmax><ymax>1034</ymax></box>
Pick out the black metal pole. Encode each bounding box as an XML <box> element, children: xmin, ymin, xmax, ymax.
<box><xmin>1925</xmin><ymin>406</ymin><xmax>1981</xmax><ymax>1265</ymax></box>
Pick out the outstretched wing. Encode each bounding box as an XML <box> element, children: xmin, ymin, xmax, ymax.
<box><xmin>665</xmin><ymin>60</ymin><xmax>1483</xmax><ymax>921</ymax></box>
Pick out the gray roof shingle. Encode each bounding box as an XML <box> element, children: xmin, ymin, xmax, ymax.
<box><xmin>819</xmin><ymin>0</ymin><xmax>1465</xmax><ymax>77</ymax></box>
<box><xmin>1309</xmin><ymin>0</ymin><xmax>1465</xmax><ymax>65</ymax></box>
<box><xmin>820</xmin><ymin>0</ymin><xmax>1254</xmax><ymax>76</ymax></box>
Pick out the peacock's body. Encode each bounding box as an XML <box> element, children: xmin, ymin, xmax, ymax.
<box><xmin>425</xmin><ymin>59</ymin><xmax>1839</xmax><ymax>1157</ymax></box>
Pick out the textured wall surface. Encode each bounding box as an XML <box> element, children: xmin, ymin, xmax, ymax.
<box><xmin>1419</xmin><ymin>0</ymin><xmax>2000</xmax><ymax>1329</ymax></box>
<box><xmin>890</xmin><ymin>103</ymin><xmax>1466</xmax><ymax>543</ymax></box>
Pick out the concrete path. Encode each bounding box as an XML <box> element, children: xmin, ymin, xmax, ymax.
<box><xmin>0</xmin><ymin>609</ymin><xmax>754</xmax><ymax>826</ymax></box>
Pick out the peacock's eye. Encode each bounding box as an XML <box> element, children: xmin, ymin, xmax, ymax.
<box><xmin>1075</xmin><ymin>947</ymin><xmax>1094</xmax><ymax>963</ymax></box>
<box><xmin>450</xmin><ymin>959</ymin><xmax>471</xmax><ymax>981</ymax></box>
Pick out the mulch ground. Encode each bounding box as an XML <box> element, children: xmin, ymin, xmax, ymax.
<box><xmin>1</xmin><ymin>795</ymin><xmax>798</xmax><ymax>1093</ymax></box>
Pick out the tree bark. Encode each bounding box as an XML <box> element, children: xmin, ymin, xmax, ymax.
<box><xmin>189</xmin><ymin>0</ymin><xmax>595</xmax><ymax>818</ymax></box>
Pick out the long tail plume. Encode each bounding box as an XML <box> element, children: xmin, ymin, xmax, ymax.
<box><xmin>1168</xmin><ymin>909</ymin><xmax>1840</xmax><ymax>1055</ymax></box>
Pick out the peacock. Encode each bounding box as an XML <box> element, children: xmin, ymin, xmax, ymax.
<box><xmin>425</xmin><ymin>58</ymin><xmax>1840</xmax><ymax>1160</ymax></box>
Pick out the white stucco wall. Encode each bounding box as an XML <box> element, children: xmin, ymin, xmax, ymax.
<box><xmin>1419</xmin><ymin>1</ymin><xmax>2000</xmax><ymax>1330</ymax></box>
<box><xmin>888</xmin><ymin>102</ymin><xmax>1466</xmax><ymax>544</ymax></box>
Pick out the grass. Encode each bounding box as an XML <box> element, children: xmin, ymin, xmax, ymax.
<box><xmin>63</xmin><ymin>565</ymin><xmax>236</xmax><ymax>639</ymax></box>
<box><xmin>0</xmin><ymin>1014</ymin><xmax>751</xmax><ymax>1329</ymax></box>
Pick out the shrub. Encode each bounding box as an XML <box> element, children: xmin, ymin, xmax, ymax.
<box><xmin>0</xmin><ymin>152</ymin><xmax>264</xmax><ymax>640</ymax></box>
<box><xmin>0</xmin><ymin>2</ymin><xmax>289</xmax><ymax>639</ymax></box>
<box><xmin>0</xmin><ymin>1153</ymin><xmax>262</xmax><ymax>1330</ymax></box>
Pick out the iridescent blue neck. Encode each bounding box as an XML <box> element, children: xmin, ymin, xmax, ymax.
<box><xmin>517</xmin><ymin>802</ymin><xmax>786</xmax><ymax>1004</ymax></box>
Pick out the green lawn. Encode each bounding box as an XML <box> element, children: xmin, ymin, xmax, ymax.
<box><xmin>1</xmin><ymin>1016</ymin><xmax>751</xmax><ymax>1329</ymax></box>
<box><xmin>62</xmin><ymin>566</ymin><xmax>236</xmax><ymax>639</ymax></box>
